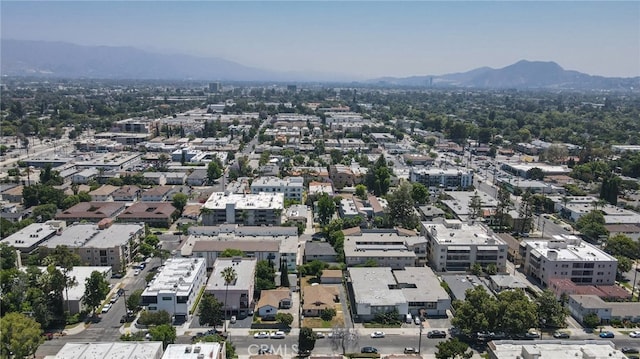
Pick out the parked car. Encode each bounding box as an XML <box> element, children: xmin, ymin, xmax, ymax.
<box><xmin>427</xmin><ymin>330</ymin><xmax>447</xmax><ymax>339</ymax></box>
<box><xmin>553</xmin><ymin>331</ymin><xmax>570</xmax><ymax>339</ymax></box>
<box><xmin>525</xmin><ymin>329</ymin><xmax>540</xmax><ymax>339</ymax></box>
<box><xmin>599</xmin><ymin>331</ymin><xmax>615</xmax><ymax>338</ymax></box>
<box><xmin>414</xmin><ymin>317</ymin><xmax>421</xmax><ymax>325</ymax></box>
<box><xmin>254</xmin><ymin>332</ymin><xmax>270</xmax><ymax>339</ymax></box>
<box><xmin>370</xmin><ymin>331</ymin><xmax>385</xmax><ymax>338</ymax></box>
<box><xmin>101</xmin><ymin>303</ymin><xmax>112</xmax><ymax>313</ymax></box>
<box><xmin>361</xmin><ymin>347</ymin><xmax>378</xmax><ymax>354</ymax></box>
<box><xmin>270</xmin><ymin>331</ymin><xmax>286</xmax><ymax>339</ymax></box>
<box><xmin>630</xmin><ymin>331</ymin><xmax>640</xmax><ymax>338</ymax></box>
<box><xmin>621</xmin><ymin>348</ymin><xmax>640</xmax><ymax>354</ymax></box>
<box><xmin>315</xmin><ymin>332</ymin><xmax>325</xmax><ymax>339</ymax></box>
<box><xmin>109</xmin><ymin>295</ymin><xmax>119</xmax><ymax>304</ymax></box>
<box><xmin>403</xmin><ymin>347</ymin><xmax>417</xmax><ymax>354</ymax></box>
<box><xmin>134</xmin><ymin>269</ymin><xmax>140</xmax><ymax>276</ymax></box>
<box><xmin>230</xmin><ymin>315</ymin><xmax>236</xmax><ymax>324</ymax></box>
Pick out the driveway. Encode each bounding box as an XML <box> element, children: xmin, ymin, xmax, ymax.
<box><xmin>337</xmin><ymin>284</ymin><xmax>353</xmax><ymax>328</ymax></box>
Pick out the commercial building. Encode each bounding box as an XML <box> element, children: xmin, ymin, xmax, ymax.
<box><xmin>53</xmin><ymin>342</ymin><xmax>163</xmax><ymax>359</ymax></box>
<box><xmin>40</xmin><ymin>223</ymin><xmax>144</xmax><ymax>272</ymax></box>
<box><xmin>421</xmin><ymin>220</ymin><xmax>508</xmax><ymax>272</ymax></box>
<box><xmin>344</xmin><ymin>229</ymin><xmax>427</xmax><ymax>269</ymax></box>
<box><xmin>163</xmin><ymin>342</ymin><xmax>225</xmax><ymax>359</ymax></box>
<box><xmin>347</xmin><ymin>266</ymin><xmax>450</xmax><ymax>321</ymax></box>
<box><xmin>250</xmin><ymin>177</ymin><xmax>304</xmax><ymax>201</ymax></box>
<box><xmin>500</xmin><ymin>162</ymin><xmax>571</xmax><ymax>179</ymax></box>
<box><xmin>205</xmin><ymin>258</ymin><xmax>256</xmax><ymax>317</ymax></box>
<box><xmin>550</xmin><ymin>195</ymin><xmax>640</xmax><ymax>225</ymax></box>
<box><xmin>487</xmin><ymin>340</ymin><xmax>626</xmax><ymax>359</ymax></box>
<box><xmin>200</xmin><ymin>192</ymin><xmax>284</xmax><ymax>226</ymax></box>
<box><xmin>141</xmin><ymin>258</ymin><xmax>207</xmax><ymax>322</ymax></box>
<box><xmin>520</xmin><ymin>235</ymin><xmax>618</xmax><ymax>287</ymax></box>
<box><xmin>409</xmin><ymin>168</ymin><xmax>474</xmax><ymax>190</ymax></box>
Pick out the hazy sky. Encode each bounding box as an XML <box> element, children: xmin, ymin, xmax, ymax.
<box><xmin>2</xmin><ymin>1</ymin><xmax>639</xmax><ymax>78</ymax></box>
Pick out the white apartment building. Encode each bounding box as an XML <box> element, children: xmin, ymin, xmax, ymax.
<box><xmin>250</xmin><ymin>176</ymin><xmax>304</xmax><ymax>201</ymax></box>
<box><xmin>421</xmin><ymin>219</ymin><xmax>508</xmax><ymax>272</ymax></box>
<box><xmin>344</xmin><ymin>229</ymin><xmax>428</xmax><ymax>268</ymax></box>
<box><xmin>141</xmin><ymin>258</ymin><xmax>207</xmax><ymax>322</ymax></box>
<box><xmin>520</xmin><ymin>235</ymin><xmax>618</xmax><ymax>287</ymax></box>
<box><xmin>409</xmin><ymin>168</ymin><xmax>474</xmax><ymax>190</ymax></box>
<box><xmin>205</xmin><ymin>258</ymin><xmax>256</xmax><ymax>317</ymax></box>
<box><xmin>201</xmin><ymin>192</ymin><xmax>284</xmax><ymax>226</ymax></box>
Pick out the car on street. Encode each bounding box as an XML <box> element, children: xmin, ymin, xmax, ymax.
<box><xmin>101</xmin><ymin>303</ymin><xmax>112</xmax><ymax>313</ymax></box>
<box><xmin>630</xmin><ymin>331</ymin><xmax>640</xmax><ymax>338</ymax></box>
<box><xmin>621</xmin><ymin>348</ymin><xmax>640</xmax><ymax>354</ymax></box>
<box><xmin>270</xmin><ymin>331</ymin><xmax>286</xmax><ymax>339</ymax></box>
<box><xmin>361</xmin><ymin>347</ymin><xmax>378</xmax><ymax>354</ymax></box>
<box><xmin>110</xmin><ymin>294</ymin><xmax>119</xmax><ymax>304</ymax></box>
<box><xmin>427</xmin><ymin>330</ymin><xmax>447</xmax><ymax>339</ymax></box>
<box><xmin>254</xmin><ymin>332</ymin><xmax>270</xmax><ymax>339</ymax></box>
<box><xmin>553</xmin><ymin>331</ymin><xmax>570</xmax><ymax>339</ymax></box>
<box><xmin>230</xmin><ymin>315</ymin><xmax>236</xmax><ymax>323</ymax></box>
<box><xmin>315</xmin><ymin>332</ymin><xmax>325</xmax><ymax>339</ymax></box>
<box><xmin>525</xmin><ymin>329</ymin><xmax>540</xmax><ymax>339</ymax></box>
<box><xmin>414</xmin><ymin>317</ymin><xmax>421</xmax><ymax>325</ymax></box>
<box><xmin>134</xmin><ymin>269</ymin><xmax>140</xmax><ymax>276</ymax></box>
<box><xmin>371</xmin><ymin>331</ymin><xmax>385</xmax><ymax>338</ymax></box>
<box><xmin>403</xmin><ymin>348</ymin><xmax>417</xmax><ymax>354</ymax></box>
<box><xmin>599</xmin><ymin>331</ymin><xmax>615</xmax><ymax>338</ymax></box>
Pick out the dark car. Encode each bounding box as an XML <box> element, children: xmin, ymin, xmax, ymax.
<box><xmin>427</xmin><ymin>330</ymin><xmax>447</xmax><ymax>339</ymax></box>
<box><xmin>621</xmin><ymin>348</ymin><xmax>640</xmax><ymax>354</ymax></box>
<box><xmin>361</xmin><ymin>347</ymin><xmax>378</xmax><ymax>354</ymax></box>
<box><xmin>599</xmin><ymin>331</ymin><xmax>615</xmax><ymax>338</ymax></box>
<box><xmin>297</xmin><ymin>349</ymin><xmax>311</xmax><ymax>357</ymax></box>
<box><xmin>553</xmin><ymin>331</ymin><xmax>570</xmax><ymax>339</ymax></box>
<box><xmin>403</xmin><ymin>348</ymin><xmax>417</xmax><ymax>354</ymax></box>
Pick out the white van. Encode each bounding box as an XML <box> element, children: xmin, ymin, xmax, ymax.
<box><xmin>406</xmin><ymin>313</ymin><xmax>412</xmax><ymax>323</ymax></box>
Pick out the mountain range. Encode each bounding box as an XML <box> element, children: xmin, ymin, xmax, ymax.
<box><xmin>2</xmin><ymin>39</ymin><xmax>638</xmax><ymax>90</ymax></box>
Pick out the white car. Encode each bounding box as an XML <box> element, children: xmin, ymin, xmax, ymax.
<box><xmin>630</xmin><ymin>331</ymin><xmax>640</xmax><ymax>338</ymax></box>
<box><xmin>134</xmin><ymin>269</ymin><xmax>140</xmax><ymax>276</ymax></box>
<box><xmin>101</xmin><ymin>303</ymin><xmax>112</xmax><ymax>313</ymax></box>
<box><xmin>254</xmin><ymin>332</ymin><xmax>270</xmax><ymax>339</ymax></box>
<box><xmin>270</xmin><ymin>331</ymin><xmax>286</xmax><ymax>339</ymax></box>
<box><xmin>371</xmin><ymin>331</ymin><xmax>385</xmax><ymax>338</ymax></box>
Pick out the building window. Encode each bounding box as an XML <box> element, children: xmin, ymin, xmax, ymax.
<box><xmin>162</xmin><ymin>297</ymin><xmax>172</xmax><ymax>301</ymax></box>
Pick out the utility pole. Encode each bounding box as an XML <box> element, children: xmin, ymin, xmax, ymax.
<box><xmin>418</xmin><ymin>323</ymin><xmax>423</xmax><ymax>353</ymax></box>
<box><xmin>632</xmin><ymin>265</ymin><xmax>638</xmax><ymax>301</ymax></box>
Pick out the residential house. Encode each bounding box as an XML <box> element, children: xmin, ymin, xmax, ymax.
<box><xmin>142</xmin><ymin>186</ymin><xmax>173</xmax><ymax>202</ymax></box>
<box><xmin>256</xmin><ymin>288</ymin><xmax>292</xmax><ymax>319</ymax></box>
<box><xmin>89</xmin><ymin>185</ymin><xmax>119</xmax><ymax>202</ymax></box>
<box><xmin>164</xmin><ymin>172</ymin><xmax>187</xmax><ymax>185</ymax></box>
<box><xmin>143</xmin><ymin>173</ymin><xmax>167</xmax><ymax>185</ymax></box>
<box><xmin>1</xmin><ymin>185</ymin><xmax>23</xmax><ymax>203</ymax></box>
<box><xmin>304</xmin><ymin>242</ymin><xmax>338</xmax><ymax>264</ymax></box>
<box><xmin>320</xmin><ymin>270</ymin><xmax>343</xmax><ymax>284</ymax></box>
<box><xmin>568</xmin><ymin>294</ymin><xmax>640</xmax><ymax>324</ymax></box>
<box><xmin>72</xmin><ymin>168</ymin><xmax>99</xmax><ymax>184</ymax></box>
<box><xmin>112</xmin><ymin>185</ymin><xmax>142</xmax><ymax>202</ymax></box>
<box><xmin>187</xmin><ymin>169</ymin><xmax>208</xmax><ymax>186</ymax></box>
<box><xmin>56</xmin><ymin>202</ymin><xmax>125</xmax><ymax>223</ymax></box>
<box><xmin>302</xmin><ymin>285</ymin><xmax>339</xmax><ymax>317</ymax></box>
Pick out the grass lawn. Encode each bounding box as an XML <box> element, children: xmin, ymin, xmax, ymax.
<box><xmin>362</xmin><ymin>322</ymin><xmax>402</xmax><ymax>328</ymax></box>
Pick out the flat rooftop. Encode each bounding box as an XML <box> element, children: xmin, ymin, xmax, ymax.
<box><xmin>144</xmin><ymin>258</ymin><xmax>206</xmax><ymax>297</ymax></box>
<box><xmin>393</xmin><ymin>267</ymin><xmax>449</xmax><ymax>303</ymax></box>
<box><xmin>1</xmin><ymin>222</ymin><xmax>58</xmax><ymax>250</ymax></box>
<box><xmin>489</xmin><ymin>340</ymin><xmax>625</xmax><ymax>359</ymax></box>
<box><xmin>348</xmin><ymin>267</ymin><xmax>407</xmax><ymax>307</ymax></box>
<box><xmin>53</xmin><ymin>342</ymin><xmax>163</xmax><ymax>359</ymax></box>
<box><xmin>163</xmin><ymin>343</ymin><xmax>222</xmax><ymax>359</ymax></box>
<box><xmin>423</xmin><ymin>221</ymin><xmax>506</xmax><ymax>247</ymax></box>
<box><xmin>206</xmin><ymin>258</ymin><xmax>256</xmax><ymax>291</ymax></box>
<box><xmin>43</xmin><ymin>223</ymin><xmax>144</xmax><ymax>249</ymax></box>
<box><xmin>202</xmin><ymin>192</ymin><xmax>284</xmax><ymax>210</ymax></box>
<box><xmin>524</xmin><ymin>236</ymin><xmax>616</xmax><ymax>262</ymax></box>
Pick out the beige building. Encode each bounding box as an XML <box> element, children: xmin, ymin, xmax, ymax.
<box><xmin>205</xmin><ymin>258</ymin><xmax>256</xmax><ymax>317</ymax></box>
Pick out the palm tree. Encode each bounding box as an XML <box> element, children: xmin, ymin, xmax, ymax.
<box><xmin>221</xmin><ymin>266</ymin><xmax>237</xmax><ymax>332</ymax></box>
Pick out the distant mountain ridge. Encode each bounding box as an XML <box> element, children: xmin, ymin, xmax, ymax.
<box><xmin>371</xmin><ymin>60</ymin><xmax>639</xmax><ymax>90</ymax></box>
<box><xmin>2</xmin><ymin>39</ymin><xmax>638</xmax><ymax>89</ymax></box>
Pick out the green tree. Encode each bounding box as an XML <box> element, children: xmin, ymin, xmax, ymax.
<box><xmin>495</xmin><ymin>184</ymin><xmax>512</xmax><ymax>229</ymax></box>
<box><xmin>206</xmin><ymin>159</ymin><xmax>223</xmax><ymax>184</ymax></box>
<box><xmin>316</xmin><ymin>193</ymin><xmax>335</xmax><ymax>226</ymax></box>
<box><xmin>468</xmin><ymin>191</ymin><xmax>483</xmax><ymax>220</ymax></box>
<box><xmin>615</xmin><ymin>255</ymin><xmax>632</xmax><ymax>274</ymax></box>
<box><xmin>43</xmin><ymin>245</ymin><xmax>81</xmax><ymax>314</ymax></box>
<box><xmin>355</xmin><ymin>184</ymin><xmax>367</xmax><ymax>200</ymax></box>
<box><xmin>526</xmin><ymin>167</ymin><xmax>545</xmax><ymax>181</ymax></box>
<box><xmin>84</xmin><ymin>270</ymin><xmax>110</xmax><ymax>315</ymax></box>
<box><xmin>198</xmin><ymin>293</ymin><xmax>224</xmax><ymax>328</ymax></box>
<box><xmin>386</xmin><ymin>182</ymin><xmax>419</xmax><ymax>229</ymax></box>
<box><xmin>320</xmin><ymin>307</ymin><xmax>337</xmax><ymax>321</ymax></box>
<box><xmin>61</xmin><ymin>195</ymin><xmax>80</xmax><ymax>210</ymax></box>
<box><xmin>451</xmin><ymin>286</ymin><xmax>497</xmax><ymax>336</ymax></box>
<box><xmin>298</xmin><ymin>327</ymin><xmax>317</xmax><ymax>352</ymax></box>
<box><xmin>32</xmin><ymin>203</ymin><xmax>58</xmax><ymax>222</ymax></box>
<box><xmin>576</xmin><ymin>211</ymin><xmax>608</xmax><ymax>242</ymax></box>
<box><xmin>221</xmin><ymin>266</ymin><xmax>237</xmax><ymax>332</ymax></box>
<box><xmin>497</xmin><ymin>290</ymin><xmax>538</xmax><ymax>334</ymax></box>
<box><xmin>220</xmin><ymin>248</ymin><xmax>245</xmax><ymax>258</ymax></box>
<box><xmin>536</xmin><ymin>290</ymin><xmax>567</xmax><ymax>328</ymax></box>
<box><xmin>365</xmin><ymin>155</ymin><xmax>392</xmax><ymax>196</ymax></box>
<box><xmin>149</xmin><ymin>324</ymin><xmax>176</xmax><ymax>349</ymax></box>
<box><xmin>0</xmin><ymin>312</ymin><xmax>43</xmax><ymax>359</ymax></box>
<box><xmin>0</xmin><ymin>243</ymin><xmax>17</xmax><ymax>270</ymax></box>
<box><xmin>518</xmin><ymin>190</ymin><xmax>535</xmax><ymax>233</ymax></box>
<box><xmin>604</xmin><ymin>234</ymin><xmax>640</xmax><ymax>259</ymax></box>
<box><xmin>485</xmin><ymin>263</ymin><xmax>498</xmax><ymax>275</ymax></box>
<box><xmin>127</xmin><ymin>289</ymin><xmax>143</xmax><ymax>312</ymax></box>
<box><xmin>138</xmin><ymin>310</ymin><xmax>171</xmax><ymax>326</ymax></box>
<box><xmin>411</xmin><ymin>182</ymin><xmax>429</xmax><ymax>205</ymax></box>
<box><xmin>600</xmin><ymin>175</ymin><xmax>620</xmax><ymax>205</ymax></box>
<box><xmin>470</xmin><ymin>263</ymin><xmax>483</xmax><ymax>276</ymax></box>
<box><xmin>276</xmin><ymin>312</ymin><xmax>294</xmax><ymax>327</ymax></box>
<box><xmin>306</xmin><ymin>260</ymin><xmax>326</xmax><ymax>278</ymax></box>
<box><xmin>435</xmin><ymin>338</ymin><xmax>473</xmax><ymax>359</ymax></box>
<box><xmin>280</xmin><ymin>260</ymin><xmax>290</xmax><ymax>287</ymax></box>
<box><xmin>582</xmin><ymin>313</ymin><xmax>600</xmax><ymax>328</ymax></box>
<box><xmin>171</xmin><ymin>193</ymin><xmax>188</xmax><ymax>215</ymax></box>
<box><xmin>255</xmin><ymin>260</ymin><xmax>276</xmax><ymax>292</ymax></box>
